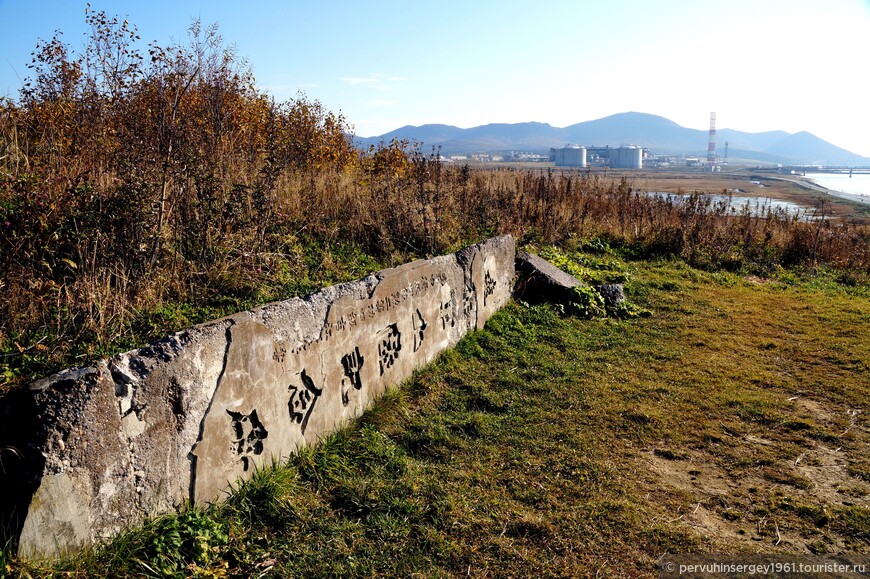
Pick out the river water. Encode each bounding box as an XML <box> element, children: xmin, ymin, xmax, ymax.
<box><xmin>641</xmin><ymin>191</ymin><xmax>814</xmax><ymax>218</ymax></box>
<box><xmin>805</xmin><ymin>172</ymin><xmax>870</xmax><ymax>200</ymax></box>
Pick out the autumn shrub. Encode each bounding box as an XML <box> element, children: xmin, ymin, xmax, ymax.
<box><xmin>0</xmin><ymin>10</ymin><xmax>358</xmax><ymax>385</ymax></box>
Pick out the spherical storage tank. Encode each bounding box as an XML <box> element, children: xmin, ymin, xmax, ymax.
<box><xmin>610</xmin><ymin>146</ymin><xmax>643</xmax><ymax>169</ymax></box>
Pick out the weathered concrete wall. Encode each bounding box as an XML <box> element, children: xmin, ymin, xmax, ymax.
<box><xmin>4</xmin><ymin>235</ymin><xmax>515</xmax><ymax>558</ymax></box>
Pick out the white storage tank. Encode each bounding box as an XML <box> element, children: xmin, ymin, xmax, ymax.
<box><xmin>610</xmin><ymin>146</ymin><xmax>643</xmax><ymax>169</ymax></box>
<box><xmin>553</xmin><ymin>145</ymin><xmax>587</xmax><ymax>167</ymax></box>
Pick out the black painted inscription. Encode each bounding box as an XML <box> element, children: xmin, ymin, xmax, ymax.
<box><xmin>227</xmin><ymin>409</ymin><xmax>268</xmax><ymax>472</ymax></box>
<box><xmin>412</xmin><ymin>309</ymin><xmax>427</xmax><ymax>352</ymax></box>
<box><xmin>483</xmin><ymin>270</ymin><xmax>497</xmax><ymax>306</ymax></box>
<box><xmin>322</xmin><ymin>273</ymin><xmax>450</xmax><ymax>337</ymax></box>
<box><xmin>272</xmin><ymin>346</ymin><xmax>286</xmax><ymax>364</ymax></box>
<box><xmin>440</xmin><ymin>290</ymin><xmax>456</xmax><ymax>330</ymax></box>
<box><xmin>341</xmin><ymin>347</ymin><xmax>365</xmax><ymax>406</ymax></box>
<box><xmin>463</xmin><ymin>277</ymin><xmax>476</xmax><ymax>319</ymax></box>
<box><xmin>378</xmin><ymin>323</ymin><xmax>402</xmax><ymax>375</ymax></box>
<box><xmin>288</xmin><ymin>369</ymin><xmax>323</xmax><ymax>434</ymax></box>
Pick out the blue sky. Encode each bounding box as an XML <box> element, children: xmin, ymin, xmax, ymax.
<box><xmin>2</xmin><ymin>0</ymin><xmax>869</xmax><ymax>156</ymax></box>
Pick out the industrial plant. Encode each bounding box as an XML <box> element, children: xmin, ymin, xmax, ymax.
<box><xmin>445</xmin><ymin>112</ymin><xmax>745</xmax><ymax>170</ymax></box>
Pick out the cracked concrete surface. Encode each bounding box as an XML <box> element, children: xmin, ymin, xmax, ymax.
<box><xmin>4</xmin><ymin>235</ymin><xmax>515</xmax><ymax>558</ymax></box>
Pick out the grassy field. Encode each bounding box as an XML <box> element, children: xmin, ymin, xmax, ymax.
<box><xmin>3</xmin><ymin>12</ymin><xmax>870</xmax><ymax>577</ymax></box>
<box><xmin>8</xmin><ymin>247</ymin><xmax>870</xmax><ymax>578</ymax></box>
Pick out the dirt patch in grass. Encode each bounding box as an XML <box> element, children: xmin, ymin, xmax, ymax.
<box><xmin>645</xmin><ymin>430</ymin><xmax>870</xmax><ymax>553</ymax></box>
<box><xmin>630</xmin><ymin>264</ymin><xmax>870</xmax><ymax>557</ymax></box>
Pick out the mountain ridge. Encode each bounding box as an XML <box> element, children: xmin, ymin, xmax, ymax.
<box><xmin>354</xmin><ymin>112</ymin><xmax>869</xmax><ymax>166</ymax></box>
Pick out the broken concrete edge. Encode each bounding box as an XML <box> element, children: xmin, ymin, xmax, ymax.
<box><xmin>594</xmin><ymin>283</ymin><xmax>627</xmax><ymax>309</ymax></box>
<box><xmin>514</xmin><ymin>250</ymin><xmax>625</xmax><ymax>309</ymax></box>
<box><xmin>4</xmin><ymin>234</ymin><xmax>516</xmax><ymax>559</ymax></box>
<box><xmin>514</xmin><ymin>250</ymin><xmax>582</xmax><ymax>304</ymax></box>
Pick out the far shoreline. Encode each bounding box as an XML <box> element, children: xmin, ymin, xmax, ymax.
<box><xmin>768</xmin><ymin>174</ymin><xmax>870</xmax><ymax>207</ymax></box>
<box><xmin>817</xmin><ymin>188</ymin><xmax>870</xmax><ymax>207</ymax></box>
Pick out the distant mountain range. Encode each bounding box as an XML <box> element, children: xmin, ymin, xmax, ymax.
<box><xmin>354</xmin><ymin>112</ymin><xmax>869</xmax><ymax>166</ymax></box>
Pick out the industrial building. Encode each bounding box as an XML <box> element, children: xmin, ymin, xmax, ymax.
<box><xmin>551</xmin><ymin>144</ymin><xmax>644</xmax><ymax>169</ymax></box>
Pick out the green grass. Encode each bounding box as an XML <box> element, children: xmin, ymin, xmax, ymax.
<box><xmin>6</xmin><ymin>254</ymin><xmax>870</xmax><ymax>577</ymax></box>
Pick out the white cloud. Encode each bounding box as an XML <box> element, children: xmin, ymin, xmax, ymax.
<box><xmin>366</xmin><ymin>99</ymin><xmax>399</xmax><ymax>108</ymax></box>
<box><xmin>339</xmin><ymin>73</ymin><xmax>404</xmax><ymax>91</ymax></box>
<box><xmin>340</xmin><ymin>76</ymin><xmax>378</xmax><ymax>85</ymax></box>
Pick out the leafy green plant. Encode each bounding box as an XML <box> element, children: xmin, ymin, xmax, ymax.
<box><xmin>538</xmin><ymin>246</ymin><xmax>594</xmax><ymax>281</ymax></box>
<box><xmin>568</xmin><ymin>285</ymin><xmax>606</xmax><ymax>319</ymax></box>
<box><xmin>0</xmin><ymin>540</ymin><xmax>10</xmax><ymax>578</ymax></box>
<box><xmin>610</xmin><ymin>301</ymin><xmax>652</xmax><ymax>319</ymax></box>
<box><xmin>135</xmin><ymin>509</ymin><xmax>229</xmax><ymax>577</ymax></box>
